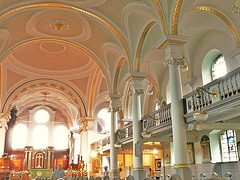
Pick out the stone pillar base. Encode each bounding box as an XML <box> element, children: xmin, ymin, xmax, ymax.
<box><xmin>109</xmin><ymin>169</ymin><xmax>119</xmax><ymax>179</ymax></box>
<box><xmin>175</xmin><ymin>167</ymin><xmax>192</xmax><ymax>180</ymax></box>
<box><xmin>132</xmin><ymin>168</ymin><xmax>146</xmax><ymax>180</ymax></box>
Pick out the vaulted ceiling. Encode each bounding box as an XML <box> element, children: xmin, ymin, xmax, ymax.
<box><xmin>0</xmin><ymin>0</ymin><xmax>239</xmax><ymax>128</ymax></box>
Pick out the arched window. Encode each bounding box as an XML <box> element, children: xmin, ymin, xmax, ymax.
<box><xmin>97</xmin><ymin>108</ymin><xmax>111</xmax><ymax>134</ymax></box>
<box><xmin>34</xmin><ymin>109</ymin><xmax>50</xmax><ymax>123</ymax></box>
<box><xmin>54</xmin><ymin>125</ymin><xmax>68</xmax><ymax>149</ymax></box>
<box><xmin>33</xmin><ymin>125</ymin><xmax>48</xmax><ymax>149</ymax></box>
<box><xmin>211</xmin><ymin>54</ymin><xmax>227</xmax><ymax>80</ymax></box>
<box><xmin>12</xmin><ymin>124</ymin><xmax>27</xmax><ymax>149</ymax></box>
<box><xmin>220</xmin><ymin>130</ymin><xmax>238</xmax><ymax>162</ymax></box>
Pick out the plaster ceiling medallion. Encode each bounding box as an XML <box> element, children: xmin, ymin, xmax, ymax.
<box><xmin>50</xmin><ymin>20</ymin><xmax>69</xmax><ymax>30</ymax></box>
<box><xmin>39</xmin><ymin>42</ymin><xmax>66</xmax><ymax>54</ymax></box>
<box><xmin>26</xmin><ymin>11</ymin><xmax>91</xmax><ymax>40</ymax></box>
<box><xmin>30</xmin><ymin>90</ymin><xmax>60</xmax><ymax>100</ymax></box>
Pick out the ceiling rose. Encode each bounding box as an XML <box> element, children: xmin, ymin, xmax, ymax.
<box><xmin>50</xmin><ymin>20</ymin><xmax>69</xmax><ymax>30</ymax></box>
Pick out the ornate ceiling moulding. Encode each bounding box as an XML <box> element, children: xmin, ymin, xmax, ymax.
<box><xmin>135</xmin><ymin>21</ymin><xmax>156</xmax><ymax>72</ymax></box>
<box><xmin>171</xmin><ymin>0</ymin><xmax>183</xmax><ymax>35</ymax></box>
<box><xmin>113</xmin><ymin>57</ymin><xmax>126</xmax><ymax>94</ymax></box>
<box><xmin>2</xmin><ymin>79</ymin><xmax>87</xmax><ymax>117</ymax></box>
<box><xmin>50</xmin><ymin>19</ymin><xmax>69</xmax><ymax>31</ymax></box>
<box><xmin>192</xmin><ymin>6</ymin><xmax>240</xmax><ymax>47</ymax></box>
<box><xmin>151</xmin><ymin>0</ymin><xmax>168</xmax><ymax>34</ymax></box>
<box><xmin>0</xmin><ymin>3</ymin><xmax>131</xmax><ymax>70</ymax></box>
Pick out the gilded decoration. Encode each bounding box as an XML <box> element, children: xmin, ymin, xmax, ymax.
<box><xmin>172</xmin><ymin>0</ymin><xmax>183</xmax><ymax>35</ymax></box>
<box><xmin>0</xmin><ymin>3</ymin><xmax>131</xmax><ymax>70</ymax></box>
<box><xmin>193</xmin><ymin>6</ymin><xmax>240</xmax><ymax>47</ymax></box>
<box><xmin>3</xmin><ymin>81</ymin><xmax>85</xmax><ymax>116</ymax></box>
<box><xmin>159</xmin><ymin>39</ymin><xmax>185</xmax><ymax>50</ymax></box>
<box><xmin>135</xmin><ymin>21</ymin><xmax>156</xmax><ymax>72</ymax></box>
<box><xmin>113</xmin><ymin>57</ymin><xmax>126</xmax><ymax>94</ymax></box>
<box><xmin>151</xmin><ymin>0</ymin><xmax>168</xmax><ymax>34</ymax></box>
<box><xmin>50</xmin><ymin>20</ymin><xmax>69</xmax><ymax>30</ymax></box>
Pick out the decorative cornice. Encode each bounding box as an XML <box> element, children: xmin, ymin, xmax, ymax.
<box><xmin>152</xmin><ymin>0</ymin><xmax>168</xmax><ymax>34</ymax></box>
<box><xmin>2</xmin><ymin>79</ymin><xmax>87</xmax><ymax>118</ymax></box>
<box><xmin>135</xmin><ymin>21</ymin><xmax>156</xmax><ymax>72</ymax></box>
<box><xmin>192</xmin><ymin>6</ymin><xmax>240</xmax><ymax>47</ymax></box>
<box><xmin>113</xmin><ymin>57</ymin><xmax>126</xmax><ymax>94</ymax></box>
<box><xmin>0</xmin><ymin>3</ymin><xmax>132</xmax><ymax>70</ymax></box>
<box><xmin>158</xmin><ymin>34</ymin><xmax>188</xmax><ymax>50</ymax></box>
<box><xmin>171</xmin><ymin>0</ymin><xmax>183</xmax><ymax>35</ymax></box>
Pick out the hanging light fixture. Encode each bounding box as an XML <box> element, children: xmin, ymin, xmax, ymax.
<box><xmin>114</xmin><ymin>130</ymin><xmax>121</xmax><ymax>148</ymax></box>
<box><xmin>193</xmin><ymin>87</ymin><xmax>218</xmax><ymax>124</ymax></box>
<box><xmin>141</xmin><ymin>120</ymin><xmax>151</xmax><ymax>138</ymax></box>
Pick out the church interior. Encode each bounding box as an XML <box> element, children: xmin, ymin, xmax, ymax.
<box><xmin>0</xmin><ymin>0</ymin><xmax>240</xmax><ymax>180</ymax></box>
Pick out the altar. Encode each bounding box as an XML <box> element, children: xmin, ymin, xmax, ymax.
<box><xmin>29</xmin><ymin>169</ymin><xmax>53</xmax><ymax>179</ymax></box>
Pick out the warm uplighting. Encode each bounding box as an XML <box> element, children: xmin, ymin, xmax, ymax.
<box><xmin>153</xmin><ymin>149</ymin><xmax>158</xmax><ymax>155</ymax></box>
<box><xmin>114</xmin><ymin>142</ymin><xmax>121</xmax><ymax>148</ymax></box>
<box><xmin>193</xmin><ymin>111</ymin><xmax>208</xmax><ymax>122</ymax></box>
<box><xmin>193</xmin><ymin>87</ymin><xmax>218</xmax><ymax>124</ymax></box>
<box><xmin>90</xmin><ymin>151</ymin><xmax>97</xmax><ymax>158</ymax></box>
<box><xmin>141</xmin><ymin>131</ymin><xmax>151</xmax><ymax>138</ymax></box>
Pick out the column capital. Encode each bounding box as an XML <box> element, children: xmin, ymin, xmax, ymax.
<box><xmin>129</xmin><ymin>89</ymin><xmax>144</xmax><ymax>96</ymax></box>
<box><xmin>163</xmin><ymin>56</ymin><xmax>187</xmax><ymax>68</ymax></box>
<box><xmin>0</xmin><ymin>113</ymin><xmax>10</xmax><ymax>130</ymax></box>
<box><xmin>107</xmin><ymin>93</ymin><xmax>121</xmax><ymax>109</ymax></box>
<box><xmin>79</xmin><ymin>117</ymin><xmax>95</xmax><ymax>132</ymax></box>
<box><xmin>125</xmin><ymin>72</ymin><xmax>147</xmax><ymax>89</ymax></box>
<box><xmin>159</xmin><ymin>34</ymin><xmax>188</xmax><ymax>50</ymax></box>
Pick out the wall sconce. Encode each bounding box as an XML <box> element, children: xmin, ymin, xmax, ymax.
<box><xmin>141</xmin><ymin>120</ymin><xmax>151</xmax><ymax>138</ymax></box>
<box><xmin>179</xmin><ymin>57</ymin><xmax>188</xmax><ymax>72</ymax></box>
<box><xmin>114</xmin><ymin>130</ymin><xmax>121</xmax><ymax>148</ymax></box>
<box><xmin>193</xmin><ymin>87</ymin><xmax>218</xmax><ymax>124</ymax></box>
<box><xmin>90</xmin><ymin>150</ymin><xmax>97</xmax><ymax>158</ymax></box>
<box><xmin>232</xmin><ymin>1</ymin><xmax>240</xmax><ymax>13</ymax></box>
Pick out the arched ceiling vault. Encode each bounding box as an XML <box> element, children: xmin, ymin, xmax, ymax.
<box><xmin>0</xmin><ymin>0</ymin><xmax>239</xmax><ymax>128</ymax></box>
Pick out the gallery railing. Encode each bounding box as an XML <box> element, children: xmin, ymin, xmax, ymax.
<box><xmin>91</xmin><ymin>104</ymin><xmax>172</xmax><ymax>150</ymax></box>
<box><xmin>184</xmin><ymin>67</ymin><xmax>240</xmax><ymax>122</ymax></box>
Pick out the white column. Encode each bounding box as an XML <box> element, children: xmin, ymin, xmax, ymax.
<box><xmin>79</xmin><ymin>117</ymin><xmax>94</xmax><ymax>172</ymax></box>
<box><xmin>69</xmin><ymin>131</ymin><xmax>75</xmax><ymax>164</ymax></box>
<box><xmin>108</xmin><ymin>94</ymin><xmax>121</xmax><ymax>179</ymax></box>
<box><xmin>0</xmin><ymin>114</ymin><xmax>9</xmax><ymax>157</ymax></box>
<box><xmin>128</xmin><ymin>72</ymin><xmax>146</xmax><ymax>180</ymax></box>
<box><xmin>161</xmin><ymin>35</ymin><xmax>192</xmax><ymax>180</ymax></box>
<box><xmin>80</xmin><ymin>129</ymin><xmax>88</xmax><ymax>169</ymax></box>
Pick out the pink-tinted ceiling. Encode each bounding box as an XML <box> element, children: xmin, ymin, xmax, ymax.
<box><xmin>12</xmin><ymin>42</ymin><xmax>91</xmax><ymax>71</ymax></box>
